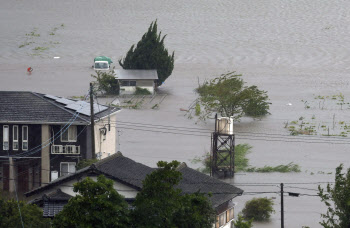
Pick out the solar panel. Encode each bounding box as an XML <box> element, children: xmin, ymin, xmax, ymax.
<box><xmin>65</xmin><ymin>103</ymin><xmax>84</xmax><ymax>111</ymax></box>
<box><xmin>78</xmin><ymin>108</ymin><xmax>92</xmax><ymax>116</ymax></box>
<box><xmin>56</xmin><ymin>98</ymin><xmax>75</xmax><ymax>105</ymax></box>
<box><xmin>44</xmin><ymin>94</ymin><xmax>60</xmax><ymax>100</ymax></box>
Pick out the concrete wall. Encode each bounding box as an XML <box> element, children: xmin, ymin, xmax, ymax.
<box><xmin>41</xmin><ymin>125</ymin><xmax>50</xmax><ymax>186</ymax></box>
<box><xmin>94</xmin><ymin>113</ymin><xmax>117</xmax><ymax>160</ymax></box>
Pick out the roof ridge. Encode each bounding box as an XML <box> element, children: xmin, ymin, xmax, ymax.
<box><xmin>94</xmin><ymin>151</ymin><xmax>124</xmax><ymax>168</ymax></box>
<box><xmin>31</xmin><ymin>92</ymin><xmax>89</xmax><ymax>123</ymax></box>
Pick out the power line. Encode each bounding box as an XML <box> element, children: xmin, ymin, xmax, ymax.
<box><xmin>112</xmin><ymin>125</ymin><xmax>350</xmax><ymax>145</ymax></box>
<box><xmin>112</xmin><ymin>120</ymin><xmax>350</xmax><ymax>141</ymax></box>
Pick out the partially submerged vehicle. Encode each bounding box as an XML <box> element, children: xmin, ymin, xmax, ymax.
<box><xmin>93</xmin><ymin>56</ymin><xmax>113</xmax><ymax>70</ymax></box>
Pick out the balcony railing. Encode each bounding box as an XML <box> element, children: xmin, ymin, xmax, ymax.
<box><xmin>51</xmin><ymin>145</ymin><xmax>80</xmax><ymax>154</ymax></box>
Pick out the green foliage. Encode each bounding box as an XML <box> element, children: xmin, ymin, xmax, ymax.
<box><xmin>52</xmin><ymin>175</ymin><xmax>129</xmax><ymax>228</ymax></box>
<box><xmin>0</xmin><ymin>197</ymin><xmax>50</xmax><ymax>228</ymax></box>
<box><xmin>132</xmin><ymin>160</ymin><xmax>215</xmax><ymax>228</ymax></box>
<box><xmin>195</xmin><ymin>103</ymin><xmax>201</xmax><ymax>116</ymax></box>
<box><xmin>196</xmin><ymin>72</ymin><xmax>270</xmax><ymax>121</ymax></box>
<box><xmin>235</xmin><ymin>144</ymin><xmax>253</xmax><ymax>172</ymax></box>
<box><xmin>193</xmin><ymin>144</ymin><xmax>300</xmax><ymax>174</ymax></box>
<box><xmin>232</xmin><ymin>214</ymin><xmax>253</xmax><ymax>228</ymax></box>
<box><xmin>245</xmin><ymin>163</ymin><xmax>301</xmax><ymax>173</ymax></box>
<box><xmin>76</xmin><ymin>159</ymin><xmax>98</xmax><ymax>170</ymax></box>
<box><xmin>242</xmin><ymin>197</ymin><xmax>275</xmax><ymax>221</ymax></box>
<box><xmin>134</xmin><ymin>87</ymin><xmax>151</xmax><ymax>95</ymax></box>
<box><xmin>119</xmin><ymin>20</ymin><xmax>175</xmax><ymax>86</ymax></box>
<box><xmin>91</xmin><ymin>68</ymin><xmax>119</xmax><ymax>95</ymax></box>
<box><xmin>318</xmin><ymin>164</ymin><xmax>350</xmax><ymax>228</ymax></box>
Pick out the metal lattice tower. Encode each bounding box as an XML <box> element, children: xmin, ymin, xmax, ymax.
<box><xmin>210</xmin><ymin>115</ymin><xmax>235</xmax><ymax>178</ymax></box>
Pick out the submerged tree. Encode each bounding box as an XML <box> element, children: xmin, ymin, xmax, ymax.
<box><xmin>318</xmin><ymin>164</ymin><xmax>350</xmax><ymax>228</ymax></box>
<box><xmin>52</xmin><ymin>175</ymin><xmax>129</xmax><ymax>228</ymax></box>
<box><xmin>242</xmin><ymin>197</ymin><xmax>275</xmax><ymax>221</ymax></box>
<box><xmin>91</xmin><ymin>68</ymin><xmax>119</xmax><ymax>95</ymax></box>
<box><xmin>119</xmin><ymin>20</ymin><xmax>175</xmax><ymax>86</ymax></box>
<box><xmin>196</xmin><ymin>71</ymin><xmax>270</xmax><ymax>121</ymax></box>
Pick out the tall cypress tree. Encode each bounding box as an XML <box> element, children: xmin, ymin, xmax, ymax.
<box><xmin>119</xmin><ymin>20</ymin><xmax>175</xmax><ymax>86</ymax></box>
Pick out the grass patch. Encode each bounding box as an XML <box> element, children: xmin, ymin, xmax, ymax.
<box><xmin>246</xmin><ymin>163</ymin><xmax>301</xmax><ymax>173</ymax></box>
<box><xmin>19</xmin><ymin>41</ymin><xmax>34</xmax><ymax>48</ymax></box>
<box><xmin>191</xmin><ymin>144</ymin><xmax>300</xmax><ymax>173</ymax></box>
<box><xmin>26</xmin><ymin>31</ymin><xmax>40</xmax><ymax>37</ymax></box>
<box><xmin>49</xmin><ymin>32</ymin><xmax>55</xmax><ymax>35</ymax></box>
<box><xmin>33</xmin><ymin>46</ymin><xmax>49</xmax><ymax>51</ymax></box>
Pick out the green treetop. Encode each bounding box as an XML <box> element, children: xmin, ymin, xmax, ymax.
<box><xmin>119</xmin><ymin>20</ymin><xmax>175</xmax><ymax>86</ymax></box>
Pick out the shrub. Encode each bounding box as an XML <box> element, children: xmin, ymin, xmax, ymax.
<box><xmin>134</xmin><ymin>87</ymin><xmax>151</xmax><ymax>95</ymax></box>
<box><xmin>91</xmin><ymin>68</ymin><xmax>119</xmax><ymax>95</ymax></box>
<box><xmin>232</xmin><ymin>214</ymin><xmax>253</xmax><ymax>228</ymax></box>
<box><xmin>242</xmin><ymin>197</ymin><xmax>275</xmax><ymax>221</ymax></box>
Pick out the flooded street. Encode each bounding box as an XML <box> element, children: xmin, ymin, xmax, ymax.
<box><xmin>2</xmin><ymin>0</ymin><xmax>350</xmax><ymax>227</ymax></box>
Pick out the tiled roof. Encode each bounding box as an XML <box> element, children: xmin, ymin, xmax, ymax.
<box><xmin>176</xmin><ymin>164</ymin><xmax>243</xmax><ymax>208</ymax></box>
<box><xmin>0</xmin><ymin>91</ymin><xmax>119</xmax><ymax>124</ymax></box>
<box><xmin>94</xmin><ymin>152</ymin><xmax>153</xmax><ymax>189</ymax></box>
<box><xmin>26</xmin><ymin>152</ymin><xmax>243</xmax><ymax>210</ymax></box>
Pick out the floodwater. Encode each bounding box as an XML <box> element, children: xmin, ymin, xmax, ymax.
<box><xmin>1</xmin><ymin>0</ymin><xmax>350</xmax><ymax>227</ymax></box>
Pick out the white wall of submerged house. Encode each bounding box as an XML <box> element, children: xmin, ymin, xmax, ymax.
<box><xmin>119</xmin><ymin>79</ymin><xmax>155</xmax><ymax>95</ymax></box>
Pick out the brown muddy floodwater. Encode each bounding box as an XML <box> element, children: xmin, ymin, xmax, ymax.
<box><xmin>1</xmin><ymin>0</ymin><xmax>350</xmax><ymax>227</ymax></box>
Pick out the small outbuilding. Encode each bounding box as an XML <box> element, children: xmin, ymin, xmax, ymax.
<box><xmin>115</xmin><ymin>69</ymin><xmax>158</xmax><ymax>95</ymax></box>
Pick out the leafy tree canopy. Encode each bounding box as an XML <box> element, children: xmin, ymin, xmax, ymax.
<box><xmin>196</xmin><ymin>72</ymin><xmax>270</xmax><ymax>121</ymax></box>
<box><xmin>232</xmin><ymin>214</ymin><xmax>254</xmax><ymax>228</ymax></box>
<box><xmin>132</xmin><ymin>160</ymin><xmax>215</xmax><ymax>228</ymax></box>
<box><xmin>76</xmin><ymin>158</ymin><xmax>98</xmax><ymax>170</ymax></box>
<box><xmin>242</xmin><ymin>197</ymin><xmax>275</xmax><ymax>221</ymax></box>
<box><xmin>119</xmin><ymin>20</ymin><xmax>175</xmax><ymax>86</ymax></box>
<box><xmin>91</xmin><ymin>68</ymin><xmax>119</xmax><ymax>95</ymax></box>
<box><xmin>52</xmin><ymin>175</ymin><xmax>129</xmax><ymax>228</ymax></box>
<box><xmin>318</xmin><ymin>164</ymin><xmax>350</xmax><ymax>228</ymax></box>
<box><xmin>0</xmin><ymin>197</ymin><xmax>50</xmax><ymax>228</ymax></box>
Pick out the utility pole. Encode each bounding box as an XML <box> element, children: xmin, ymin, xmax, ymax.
<box><xmin>281</xmin><ymin>183</ymin><xmax>284</xmax><ymax>228</ymax></box>
<box><xmin>90</xmin><ymin>83</ymin><xmax>96</xmax><ymax>159</ymax></box>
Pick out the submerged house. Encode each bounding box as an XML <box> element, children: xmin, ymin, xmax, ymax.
<box><xmin>116</xmin><ymin>69</ymin><xmax>158</xmax><ymax>95</ymax></box>
<box><xmin>0</xmin><ymin>91</ymin><xmax>119</xmax><ymax>193</ymax></box>
<box><xmin>26</xmin><ymin>152</ymin><xmax>243</xmax><ymax>228</ymax></box>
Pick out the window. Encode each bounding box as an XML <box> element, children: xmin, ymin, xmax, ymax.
<box><xmin>61</xmin><ymin>125</ymin><xmax>77</xmax><ymax>142</ymax></box>
<box><xmin>227</xmin><ymin>208</ymin><xmax>234</xmax><ymax>222</ymax></box>
<box><xmin>217</xmin><ymin>212</ymin><xmax>226</xmax><ymax>227</ymax></box>
<box><xmin>121</xmin><ymin>80</ymin><xmax>136</xmax><ymax>86</ymax></box>
<box><xmin>60</xmin><ymin>162</ymin><xmax>76</xmax><ymax>176</ymax></box>
<box><xmin>3</xmin><ymin>125</ymin><xmax>9</xmax><ymax>150</ymax></box>
<box><xmin>13</xmin><ymin>125</ymin><xmax>18</xmax><ymax>150</ymax></box>
<box><xmin>22</xmin><ymin>126</ymin><xmax>28</xmax><ymax>150</ymax></box>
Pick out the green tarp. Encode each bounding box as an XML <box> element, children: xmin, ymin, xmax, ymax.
<box><xmin>94</xmin><ymin>56</ymin><xmax>113</xmax><ymax>64</ymax></box>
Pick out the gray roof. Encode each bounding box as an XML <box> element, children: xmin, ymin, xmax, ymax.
<box><xmin>26</xmin><ymin>152</ymin><xmax>243</xmax><ymax>209</ymax></box>
<box><xmin>116</xmin><ymin>69</ymin><xmax>158</xmax><ymax>80</ymax></box>
<box><xmin>0</xmin><ymin>91</ymin><xmax>119</xmax><ymax>124</ymax></box>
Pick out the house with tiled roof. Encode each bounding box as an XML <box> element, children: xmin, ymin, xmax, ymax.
<box><xmin>0</xmin><ymin>91</ymin><xmax>120</xmax><ymax>193</ymax></box>
<box><xmin>26</xmin><ymin>152</ymin><xmax>243</xmax><ymax>228</ymax></box>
